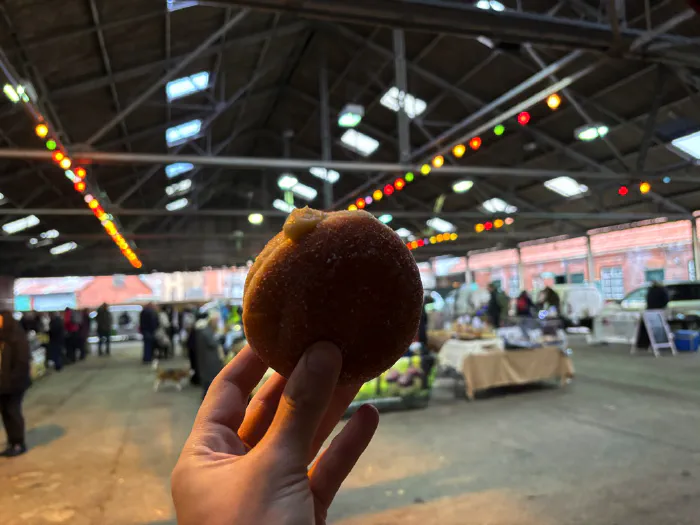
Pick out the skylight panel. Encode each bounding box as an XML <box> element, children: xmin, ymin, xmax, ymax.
<box><xmin>380</xmin><ymin>86</ymin><xmax>427</xmax><ymax>119</ymax></box>
<box><xmin>166</xmin><ymin>119</ymin><xmax>202</xmax><ymax>147</ymax></box>
<box><xmin>544</xmin><ymin>176</ymin><xmax>589</xmax><ymax>198</ymax></box>
<box><xmin>671</xmin><ymin>130</ymin><xmax>700</xmax><ymax>160</ymax></box>
<box><xmin>50</xmin><ymin>242</ymin><xmax>77</xmax><ymax>255</ymax></box>
<box><xmin>166</xmin><ymin>198</ymin><xmax>189</xmax><ymax>211</ymax></box>
<box><xmin>273</xmin><ymin>199</ymin><xmax>296</xmax><ymax>213</ymax></box>
<box><xmin>2</xmin><ymin>215</ymin><xmax>39</xmax><ymax>234</ymax></box>
<box><xmin>167</xmin><ymin>0</ymin><xmax>198</xmax><ymax>11</ymax></box>
<box><xmin>340</xmin><ymin>129</ymin><xmax>379</xmax><ymax>157</ymax></box>
<box><xmin>289</xmin><ymin>182</ymin><xmax>317</xmax><ymax>201</ymax></box>
<box><xmin>427</xmin><ymin>217</ymin><xmax>456</xmax><ymax>233</ymax></box>
<box><xmin>166</xmin><ymin>163</ymin><xmax>195</xmax><ymax>178</ymax></box>
<box><xmin>165</xmin><ymin>179</ymin><xmax>193</xmax><ymax>196</ymax></box>
<box><xmin>481</xmin><ymin>197</ymin><xmax>518</xmax><ymax>214</ymax></box>
<box><xmin>309</xmin><ymin>167</ymin><xmax>340</xmax><ymax>184</ymax></box>
<box><xmin>476</xmin><ymin>0</ymin><xmax>505</xmax><ymax>11</ymax></box>
<box><xmin>395</xmin><ymin>228</ymin><xmax>412</xmax><ymax>238</ymax></box>
<box><xmin>166</xmin><ymin>71</ymin><xmax>210</xmax><ymax>101</ymax></box>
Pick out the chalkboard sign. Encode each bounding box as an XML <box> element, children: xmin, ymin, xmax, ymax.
<box><xmin>632</xmin><ymin>310</ymin><xmax>677</xmax><ymax>357</ymax></box>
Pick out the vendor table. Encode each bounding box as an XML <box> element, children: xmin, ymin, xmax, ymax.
<box><xmin>461</xmin><ymin>345</ymin><xmax>574</xmax><ymax>400</ymax></box>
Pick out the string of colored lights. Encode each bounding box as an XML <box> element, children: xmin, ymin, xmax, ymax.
<box><xmin>349</xmin><ymin>91</ymin><xmax>652</xmax><ymax>213</ymax></box>
<box><xmin>406</xmin><ymin>232</ymin><xmax>459</xmax><ymax>251</ymax></box>
<box><xmin>347</xmin><ymin>109</ymin><xmax>534</xmax><ymax>212</ymax></box>
<box><xmin>474</xmin><ymin>217</ymin><xmax>515</xmax><ymax>233</ymax></box>
<box><xmin>3</xmin><ymin>82</ymin><xmax>142</xmax><ymax>269</ymax></box>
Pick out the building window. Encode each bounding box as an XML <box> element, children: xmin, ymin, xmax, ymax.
<box><xmin>508</xmin><ymin>274</ymin><xmax>520</xmax><ymax>297</ymax></box>
<box><xmin>689</xmin><ymin>260</ymin><xmax>696</xmax><ymax>281</ymax></box>
<box><xmin>570</xmin><ymin>273</ymin><xmax>585</xmax><ymax>284</ymax></box>
<box><xmin>601</xmin><ymin>266</ymin><xmax>625</xmax><ymax>300</ymax></box>
<box><xmin>645</xmin><ymin>269</ymin><xmax>665</xmax><ymax>283</ymax></box>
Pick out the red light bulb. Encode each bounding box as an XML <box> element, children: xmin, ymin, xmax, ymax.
<box><xmin>485</xmin><ymin>221</ymin><xmax>494</xmax><ymax>230</ymax></box>
<box><xmin>417</xmin><ymin>239</ymin><xmax>425</xmax><ymax>247</ymax></box>
<box><xmin>75</xmin><ymin>167</ymin><xmax>86</xmax><ymax>179</ymax></box>
<box><xmin>469</xmin><ymin>137</ymin><xmax>482</xmax><ymax>150</ymax></box>
<box><xmin>394</xmin><ymin>178</ymin><xmax>405</xmax><ymax>191</ymax></box>
<box><xmin>384</xmin><ymin>184</ymin><xmax>395</xmax><ymax>196</ymax></box>
<box><xmin>517</xmin><ymin>112</ymin><xmax>531</xmax><ymax>125</ymax></box>
<box><xmin>74</xmin><ymin>181</ymin><xmax>86</xmax><ymax>193</ymax></box>
<box><xmin>618</xmin><ymin>185</ymin><xmax>629</xmax><ymax>196</ymax></box>
<box><xmin>356</xmin><ymin>198</ymin><xmax>366</xmax><ymax>209</ymax></box>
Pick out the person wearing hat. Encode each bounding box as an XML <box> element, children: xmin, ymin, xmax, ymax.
<box><xmin>0</xmin><ymin>311</ymin><xmax>31</xmax><ymax>457</ymax></box>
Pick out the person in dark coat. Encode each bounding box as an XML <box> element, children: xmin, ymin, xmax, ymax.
<box><xmin>77</xmin><ymin>308</ymin><xmax>91</xmax><ymax>360</ymax></box>
<box><xmin>0</xmin><ymin>311</ymin><xmax>31</xmax><ymax>457</ymax></box>
<box><xmin>48</xmin><ymin>312</ymin><xmax>64</xmax><ymax>371</ymax></box>
<box><xmin>646</xmin><ymin>281</ymin><xmax>669</xmax><ymax>310</ymax></box>
<box><xmin>637</xmin><ymin>281</ymin><xmax>670</xmax><ymax>349</ymax></box>
<box><xmin>63</xmin><ymin>308</ymin><xmax>80</xmax><ymax>364</ymax></box>
<box><xmin>194</xmin><ymin>312</ymin><xmax>223</xmax><ymax>400</ymax></box>
<box><xmin>96</xmin><ymin>303</ymin><xmax>112</xmax><ymax>357</ymax></box>
<box><xmin>139</xmin><ymin>303</ymin><xmax>159</xmax><ymax>363</ymax></box>
<box><xmin>487</xmin><ymin>283</ymin><xmax>502</xmax><ymax>328</ymax></box>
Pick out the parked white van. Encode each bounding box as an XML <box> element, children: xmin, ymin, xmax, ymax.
<box><xmin>536</xmin><ymin>284</ymin><xmax>604</xmax><ymax>328</ymax></box>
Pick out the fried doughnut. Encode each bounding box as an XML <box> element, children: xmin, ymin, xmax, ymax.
<box><xmin>243</xmin><ymin>207</ymin><xmax>423</xmax><ymax>384</ymax></box>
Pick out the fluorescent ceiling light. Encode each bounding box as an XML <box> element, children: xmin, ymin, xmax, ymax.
<box><xmin>481</xmin><ymin>197</ymin><xmax>517</xmax><ymax>214</ymax></box>
<box><xmin>340</xmin><ymin>129</ymin><xmax>379</xmax><ymax>157</ymax></box>
<box><xmin>166</xmin><ymin>71</ymin><xmax>210</xmax><ymax>101</ymax></box>
<box><xmin>166</xmin><ymin>163</ymin><xmax>194</xmax><ymax>178</ymax></box>
<box><xmin>671</xmin><ymin>130</ymin><xmax>700</xmax><ymax>160</ymax></box>
<box><xmin>2</xmin><ymin>215</ymin><xmax>39</xmax><ymax>234</ymax></box>
<box><xmin>167</xmin><ymin>0</ymin><xmax>198</xmax><ymax>11</ymax></box>
<box><xmin>544</xmin><ymin>176</ymin><xmax>588</xmax><ymax>198</ymax></box>
<box><xmin>452</xmin><ymin>180</ymin><xmax>474</xmax><ymax>194</ymax></box>
<box><xmin>165</xmin><ymin>179</ymin><xmax>192</xmax><ymax>196</ymax></box>
<box><xmin>427</xmin><ymin>217</ymin><xmax>456</xmax><ymax>233</ymax></box>
<box><xmin>166</xmin><ymin>119</ymin><xmax>202</xmax><ymax>147</ymax></box>
<box><xmin>338</xmin><ymin>103</ymin><xmax>364</xmax><ymax>128</ymax></box>
<box><xmin>0</xmin><ymin>191</ymin><xmax>5</xmax><ymax>201</ymax></box>
<box><xmin>309</xmin><ymin>167</ymin><xmax>340</xmax><ymax>184</ymax></box>
<box><xmin>290</xmin><ymin>182</ymin><xmax>317</xmax><ymax>201</ymax></box>
<box><xmin>395</xmin><ymin>228</ymin><xmax>412</xmax><ymax>238</ymax></box>
<box><xmin>476</xmin><ymin>36</ymin><xmax>495</xmax><ymax>49</ymax></box>
<box><xmin>40</xmin><ymin>229</ymin><xmax>59</xmax><ymax>239</ymax></box>
<box><xmin>248</xmin><ymin>213</ymin><xmax>264</xmax><ymax>225</ymax></box>
<box><xmin>378</xmin><ymin>214</ymin><xmax>393</xmax><ymax>224</ymax></box>
<box><xmin>166</xmin><ymin>198</ymin><xmax>189</xmax><ymax>211</ymax></box>
<box><xmin>380</xmin><ymin>86</ymin><xmax>427</xmax><ymax>119</ymax></box>
<box><xmin>273</xmin><ymin>199</ymin><xmax>295</xmax><ymax>213</ymax></box>
<box><xmin>50</xmin><ymin>242</ymin><xmax>77</xmax><ymax>255</ymax></box>
<box><xmin>575</xmin><ymin>123</ymin><xmax>609</xmax><ymax>142</ymax></box>
<box><xmin>476</xmin><ymin>0</ymin><xmax>505</xmax><ymax>11</ymax></box>
<box><xmin>277</xmin><ymin>174</ymin><xmax>298</xmax><ymax>190</ymax></box>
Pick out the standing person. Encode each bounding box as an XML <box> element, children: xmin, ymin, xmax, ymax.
<box><xmin>194</xmin><ymin>311</ymin><xmax>224</xmax><ymax>400</ymax></box>
<box><xmin>0</xmin><ymin>311</ymin><xmax>31</xmax><ymax>457</ymax></box>
<box><xmin>77</xmin><ymin>309</ymin><xmax>90</xmax><ymax>360</ymax></box>
<box><xmin>96</xmin><ymin>303</ymin><xmax>112</xmax><ymax>357</ymax></box>
<box><xmin>139</xmin><ymin>303</ymin><xmax>159</xmax><ymax>364</ymax></box>
<box><xmin>63</xmin><ymin>308</ymin><xmax>80</xmax><ymax>364</ymax></box>
<box><xmin>541</xmin><ymin>286</ymin><xmax>561</xmax><ymax>317</ymax></box>
<box><xmin>157</xmin><ymin>307</ymin><xmax>172</xmax><ymax>359</ymax></box>
<box><xmin>516</xmin><ymin>291</ymin><xmax>535</xmax><ymax>317</ymax></box>
<box><xmin>487</xmin><ymin>283</ymin><xmax>503</xmax><ymax>328</ymax></box>
<box><xmin>48</xmin><ymin>312</ymin><xmax>65</xmax><ymax>371</ymax></box>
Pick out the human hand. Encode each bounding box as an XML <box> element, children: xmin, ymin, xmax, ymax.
<box><xmin>171</xmin><ymin>343</ymin><xmax>379</xmax><ymax>525</ymax></box>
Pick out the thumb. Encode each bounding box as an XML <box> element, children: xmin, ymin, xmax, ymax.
<box><xmin>264</xmin><ymin>342</ymin><xmax>342</xmax><ymax>462</ymax></box>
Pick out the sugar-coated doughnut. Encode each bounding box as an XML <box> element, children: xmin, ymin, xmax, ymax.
<box><xmin>243</xmin><ymin>207</ymin><xmax>423</xmax><ymax>384</ymax></box>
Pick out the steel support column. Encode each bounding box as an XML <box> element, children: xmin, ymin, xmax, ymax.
<box><xmin>692</xmin><ymin>219</ymin><xmax>700</xmax><ymax>281</ymax></box>
<box><xmin>319</xmin><ymin>46</ymin><xmax>333</xmax><ymax>209</ymax></box>
<box><xmin>393</xmin><ymin>29</ymin><xmax>410</xmax><ymax>163</ymax></box>
<box><xmin>586</xmin><ymin>235</ymin><xmax>596</xmax><ymax>284</ymax></box>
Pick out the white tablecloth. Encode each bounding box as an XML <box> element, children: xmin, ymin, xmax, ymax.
<box><xmin>438</xmin><ymin>338</ymin><xmax>504</xmax><ymax>371</ymax></box>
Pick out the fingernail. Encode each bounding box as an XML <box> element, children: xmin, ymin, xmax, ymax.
<box><xmin>305</xmin><ymin>341</ymin><xmax>341</xmax><ymax>376</ymax></box>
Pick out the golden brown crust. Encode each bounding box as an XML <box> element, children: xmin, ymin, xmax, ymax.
<box><xmin>243</xmin><ymin>208</ymin><xmax>423</xmax><ymax>384</ymax></box>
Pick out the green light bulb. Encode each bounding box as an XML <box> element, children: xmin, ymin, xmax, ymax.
<box><xmin>405</xmin><ymin>172</ymin><xmax>414</xmax><ymax>182</ymax></box>
<box><xmin>494</xmin><ymin>124</ymin><xmax>505</xmax><ymax>136</ymax></box>
<box><xmin>46</xmin><ymin>140</ymin><xmax>57</xmax><ymax>151</ymax></box>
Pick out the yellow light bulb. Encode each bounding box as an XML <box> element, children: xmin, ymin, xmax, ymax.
<box><xmin>452</xmin><ymin>144</ymin><xmax>466</xmax><ymax>158</ymax></box>
<box><xmin>35</xmin><ymin>124</ymin><xmax>49</xmax><ymax>138</ymax></box>
<box><xmin>420</xmin><ymin>164</ymin><xmax>431</xmax><ymax>175</ymax></box>
<box><xmin>640</xmin><ymin>181</ymin><xmax>651</xmax><ymax>194</ymax></box>
<box><xmin>547</xmin><ymin>93</ymin><xmax>562</xmax><ymax>110</ymax></box>
<box><xmin>373</xmin><ymin>189</ymin><xmax>383</xmax><ymax>201</ymax></box>
<box><xmin>450</xmin><ymin>233</ymin><xmax>458</xmax><ymax>241</ymax></box>
<box><xmin>432</xmin><ymin>155</ymin><xmax>444</xmax><ymax>168</ymax></box>
<box><xmin>348</xmin><ymin>204</ymin><xmax>358</xmax><ymax>211</ymax></box>
<box><xmin>475</xmin><ymin>223</ymin><xmax>485</xmax><ymax>233</ymax></box>
<box><xmin>494</xmin><ymin>219</ymin><xmax>504</xmax><ymax>229</ymax></box>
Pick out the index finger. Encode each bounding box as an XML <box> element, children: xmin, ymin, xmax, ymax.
<box><xmin>193</xmin><ymin>346</ymin><xmax>268</xmax><ymax>435</ymax></box>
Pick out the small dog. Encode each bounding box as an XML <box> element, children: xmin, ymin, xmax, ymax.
<box><xmin>152</xmin><ymin>360</ymin><xmax>192</xmax><ymax>392</ymax></box>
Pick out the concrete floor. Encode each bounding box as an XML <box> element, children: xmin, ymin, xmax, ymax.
<box><xmin>1</xmin><ymin>340</ymin><xmax>699</xmax><ymax>525</ymax></box>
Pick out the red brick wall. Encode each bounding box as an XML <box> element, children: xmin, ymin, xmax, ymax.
<box><xmin>77</xmin><ymin>276</ymin><xmax>153</xmax><ymax>308</ymax></box>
